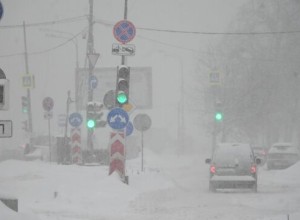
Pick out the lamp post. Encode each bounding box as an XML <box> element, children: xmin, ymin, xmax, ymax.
<box><xmin>159</xmin><ymin>51</ymin><xmax>185</xmax><ymax>149</ymax></box>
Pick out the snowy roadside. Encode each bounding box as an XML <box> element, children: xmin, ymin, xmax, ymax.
<box><xmin>0</xmin><ymin>149</ymin><xmax>300</xmax><ymax>220</ymax></box>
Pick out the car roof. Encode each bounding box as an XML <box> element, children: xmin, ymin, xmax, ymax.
<box><xmin>269</xmin><ymin>143</ymin><xmax>299</xmax><ymax>154</ymax></box>
<box><xmin>217</xmin><ymin>143</ymin><xmax>251</xmax><ymax>148</ymax></box>
<box><xmin>271</xmin><ymin>142</ymin><xmax>294</xmax><ymax>147</ymax></box>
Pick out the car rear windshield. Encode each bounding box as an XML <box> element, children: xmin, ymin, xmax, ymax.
<box><xmin>213</xmin><ymin>146</ymin><xmax>253</xmax><ymax>165</ymax></box>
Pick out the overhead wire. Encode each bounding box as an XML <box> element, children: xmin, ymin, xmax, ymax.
<box><xmin>0</xmin><ymin>15</ymin><xmax>87</xmax><ymax>29</ymax></box>
<box><xmin>95</xmin><ymin>19</ymin><xmax>300</xmax><ymax>35</ymax></box>
<box><xmin>0</xmin><ymin>26</ymin><xmax>88</xmax><ymax>58</ymax></box>
<box><xmin>1</xmin><ymin>16</ymin><xmax>300</xmax><ymax>60</ymax></box>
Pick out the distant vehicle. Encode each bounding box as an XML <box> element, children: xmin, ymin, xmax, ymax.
<box><xmin>205</xmin><ymin>143</ymin><xmax>261</xmax><ymax>192</ymax></box>
<box><xmin>266</xmin><ymin>143</ymin><xmax>300</xmax><ymax>170</ymax></box>
<box><xmin>252</xmin><ymin>145</ymin><xmax>268</xmax><ymax>165</ymax></box>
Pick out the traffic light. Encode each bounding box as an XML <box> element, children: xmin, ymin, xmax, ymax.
<box><xmin>215</xmin><ymin>112</ymin><xmax>223</xmax><ymax>121</ymax></box>
<box><xmin>214</xmin><ymin>101</ymin><xmax>223</xmax><ymax>122</ymax></box>
<box><xmin>0</xmin><ymin>78</ymin><xmax>9</xmax><ymax>110</ymax></box>
<box><xmin>87</xmin><ymin>102</ymin><xmax>96</xmax><ymax>129</ymax></box>
<box><xmin>86</xmin><ymin>101</ymin><xmax>106</xmax><ymax>129</ymax></box>
<box><xmin>116</xmin><ymin>65</ymin><xmax>130</xmax><ymax>106</ymax></box>
<box><xmin>21</xmin><ymin>96</ymin><xmax>29</xmax><ymax>113</ymax></box>
<box><xmin>22</xmin><ymin>120</ymin><xmax>28</xmax><ymax>131</ymax></box>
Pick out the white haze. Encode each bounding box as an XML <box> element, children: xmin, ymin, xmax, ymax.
<box><xmin>0</xmin><ymin>0</ymin><xmax>247</xmax><ymax>150</ymax></box>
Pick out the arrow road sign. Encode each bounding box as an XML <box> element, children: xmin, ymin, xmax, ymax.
<box><xmin>89</xmin><ymin>75</ymin><xmax>98</xmax><ymax>90</ymax></box>
<box><xmin>107</xmin><ymin>107</ymin><xmax>129</xmax><ymax>130</ymax></box>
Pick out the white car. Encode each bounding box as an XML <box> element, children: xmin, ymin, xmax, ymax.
<box><xmin>266</xmin><ymin>143</ymin><xmax>300</xmax><ymax>170</ymax></box>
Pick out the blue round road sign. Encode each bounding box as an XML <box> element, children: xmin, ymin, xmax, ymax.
<box><xmin>107</xmin><ymin>107</ymin><xmax>129</xmax><ymax>130</ymax></box>
<box><xmin>0</xmin><ymin>1</ymin><xmax>3</xmax><ymax>20</ymax></box>
<box><xmin>69</xmin><ymin>112</ymin><xmax>83</xmax><ymax>127</ymax></box>
<box><xmin>113</xmin><ymin>20</ymin><xmax>136</xmax><ymax>44</ymax></box>
<box><xmin>125</xmin><ymin>121</ymin><xmax>134</xmax><ymax>136</ymax></box>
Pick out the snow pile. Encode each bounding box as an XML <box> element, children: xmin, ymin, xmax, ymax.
<box><xmin>0</xmin><ymin>150</ymin><xmax>300</xmax><ymax>220</ymax></box>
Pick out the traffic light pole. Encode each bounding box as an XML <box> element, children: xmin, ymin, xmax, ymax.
<box><xmin>121</xmin><ymin>0</ymin><xmax>128</xmax><ymax>66</ymax></box>
<box><xmin>87</xmin><ymin>0</ymin><xmax>94</xmax><ymax>152</ymax></box>
<box><xmin>23</xmin><ymin>22</ymin><xmax>33</xmax><ymax>136</ymax></box>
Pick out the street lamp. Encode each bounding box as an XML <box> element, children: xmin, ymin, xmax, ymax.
<box><xmin>159</xmin><ymin>51</ymin><xmax>185</xmax><ymax>149</ymax></box>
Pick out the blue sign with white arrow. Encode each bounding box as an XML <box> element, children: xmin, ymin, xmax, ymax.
<box><xmin>107</xmin><ymin>107</ymin><xmax>129</xmax><ymax>130</ymax></box>
<box><xmin>89</xmin><ymin>75</ymin><xmax>98</xmax><ymax>90</ymax></box>
<box><xmin>69</xmin><ymin>112</ymin><xmax>83</xmax><ymax>127</ymax></box>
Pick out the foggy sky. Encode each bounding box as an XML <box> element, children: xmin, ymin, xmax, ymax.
<box><xmin>0</xmin><ymin>0</ymin><xmax>247</xmax><ymax>148</ymax></box>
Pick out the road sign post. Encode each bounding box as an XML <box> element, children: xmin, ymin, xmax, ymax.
<box><xmin>133</xmin><ymin>114</ymin><xmax>152</xmax><ymax>171</ymax></box>
<box><xmin>42</xmin><ymin>97</ymin><xmax>54</xmax><ymax>162</ymax></box>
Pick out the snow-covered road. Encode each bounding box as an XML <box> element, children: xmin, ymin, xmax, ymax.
<box><xmin>0</xmin><ymin>149</ymin><xmax>300</xmax><ymax>220</ymax></box>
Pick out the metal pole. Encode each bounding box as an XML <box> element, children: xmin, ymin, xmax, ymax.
<box><xmin>121</xmin><ymin>0</ymin><xmax>128</xmax><ymax>65</ymax></box>
<box><xmin>48</xmin><ymin>118</ymin><xmax>52</xmax><ymax>162</ymax></box>
<box><xmin>212</xmin><ymin>121</ymin><xmax>217</xmax><ymax>153</ymax></box>
<box><xmin>23</xmin><ymin>21</ymin><xmax>33</xmax><ymax>136</ymax></box>
<box><xmin>87</xmin><ymin>0</ymin><xmax>94</xmax><ymax>152</ymax></box>
<box><xmin>141</xmin><ymin>131</ymin><xmax>144</xmax><ymax>172</ymax></box>
<box><xmin>63</xmin><ymin>91</ymin><xmax>72</xmax><ymax>152</ymax></box>
<box><xmin>180</xmin><ymin>58</ymin><xmax>184</xmax><ymax>149</ymax></box>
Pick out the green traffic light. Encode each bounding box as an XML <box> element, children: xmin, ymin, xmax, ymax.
<box><xmin>215</xmin><ymin>112</ymin><xmax>223</xmax><ymax>121</ymax></box>
<box><xmin>22</xmin><ymin>108</ymin><xmax>28</xmax><ymax>113</ymax></box>
<box><xmin>117</xmin><ymin>92</ymin><xmax>128</xmax><ymax>104</ymax></box>
<box><xmin>87</xmin><ymin>119</ymin><xmax>96</xmax><ymax>128</ymax></box>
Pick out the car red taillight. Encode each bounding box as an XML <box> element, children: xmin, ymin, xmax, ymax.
<box><xmin>250</xmin><ymin>165</ymin><xmax>257</xmax><ymax>174</ymax></box>
<box><xmin>210</xmin><ymin>165</ymin><xmax>216</xmax><ymax>174</ymax></box>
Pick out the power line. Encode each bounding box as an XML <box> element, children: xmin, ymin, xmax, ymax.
<box><xmin>0</xmin><ymin>27</ymin><xmax>88</xmax><ymax>58</ymax></box>
<box><xmin>137</xmin><ymin>34</ymin><xmax>199</xmax><ymax>53</ymax></box>
<box><xmin>0</xmin><ymin>15</ymin><xmax>87</xmax><ymax>29</ymax></box>
<box><xmin>95</xmin><ymin>19</ymin><xmax>300</xmax><ymax>35</ymax></box>
<box><xmin>137</xmin><ymin>27</ymin><xmax>300</xmax><ymax>35</ymax></box>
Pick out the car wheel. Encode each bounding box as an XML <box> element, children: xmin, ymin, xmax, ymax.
<box><xmin>209</xmin><ymin>182</ymin><xmax>216</xmax><ymax>192</ymax></box>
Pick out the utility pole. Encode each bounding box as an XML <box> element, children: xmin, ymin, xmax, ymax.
<box><xmin>87</xmin><ymin>0</ymin><xmax>94</xmax><ymax>152</ymax></box>
<box><xmin>121</xmin><ymin>0</ymin><xmax>128</xmax><ymax>65</ymax></box>
<box><xmin>63</xmin><ymin>90</ymin><xmax>74</xmax><ymax>154</ymax></box>
<box><xmin>23</xmin><ymin>21</ymin><xmax>33</xmax><ymax>140</ymax></box>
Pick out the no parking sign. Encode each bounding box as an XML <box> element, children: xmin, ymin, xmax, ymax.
<box><xmin>113</xmin><ymin>20</ymin><xmax>136</xmax><ymax>44</ymax></box>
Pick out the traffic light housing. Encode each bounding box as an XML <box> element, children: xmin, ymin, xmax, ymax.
<box><xmin>86</xmin><ymin>101</ymin><xmax>106</xmax><ymax>129</ymax></box>
<box><xmin>116</xmin><ymin>65</ymin><xmax>130</xmax><ymax>106</ymax></box>
<box><xmin>214</xmin><ymin>101</ymin><xmax>223</xmax><ymax>122</ymax></box>
<box><xmin>215</xmin><ymin>112</ymin><xmax>223</xmax><ymax>121</ymax></box>
<box><xmin>22</xmin><ymin>120</ymin><xmax>28</xmax><ymax>131</ymax></box>
<box><xmin>21</xmin><ymin>96</ymin><xmax>29</xmax><ymax>113</ymax></box>
<box><xmin>0</xmin><ymin>78</ymin><xmax>9</xmax><ymax>110</ymax></box>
